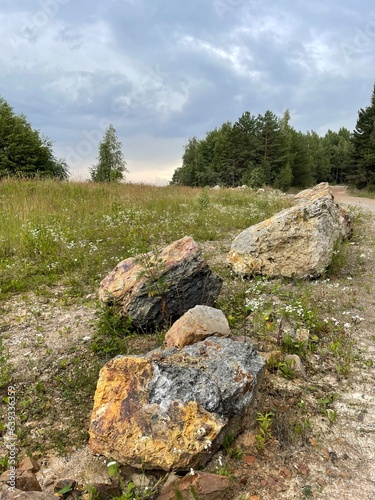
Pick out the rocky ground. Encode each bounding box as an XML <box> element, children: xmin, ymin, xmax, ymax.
<box><xmin>1</xmin><ymin>186</ymin><xmax>375</xmax><ymax>499</ymax></box>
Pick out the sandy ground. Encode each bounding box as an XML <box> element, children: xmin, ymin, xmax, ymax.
<box><xmin>331</xmin><ymin>185</ymin><xmax>375</xmax><ymax>214</ymax></box>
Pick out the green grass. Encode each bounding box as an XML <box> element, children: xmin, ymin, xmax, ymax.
<box><xmin>348</xmin><ymin>187</ymin><xmax>375</xmax><ymax>198</ymax></box>
<box><xmin>0</xmin><ymin>180</ymin><xmax>292</xmax><ymax>299</ymax></box>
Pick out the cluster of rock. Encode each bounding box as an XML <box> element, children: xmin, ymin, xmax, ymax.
<box><xmin>89</xmin><ymin>305</ymin><xmax>265</xmax><ymax>471</ymax></box>
<box><xmin>2</xmin><ymin>183</ymin><xmax>353</xmax><ymax>498</ymax></box>
<box><xmin>90</xmin><ymin>182</ymin><xmax>352</xmax><ymax>473</ymax></box>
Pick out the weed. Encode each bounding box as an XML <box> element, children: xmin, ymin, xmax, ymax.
<box><xmin>302</xmin><ymin>484</ymin><xmax>314</xmax><ymax>498</ymax></box>
<box><xmin>324</xmin><ymin>408</ymin><xmax>338</xmax><ymax>425</ymax></box>
<box><xmin>277</xmin><ymin>359</ymin><xmax>296</xmax><ymax>380</ymax></box>
<box><xmin>91</xmin><ymin>305</ymin><xmax>133</xmax><ymax>359</ymax></box>
<box><xmin>0</xmin><ymin>454</ymin><xmax>9</xmax><ymax>473</ymax></box>
<box><xmin>222</xmin><ymin>430</ymin><xmax>243</xmax><ymax>459</ymax></box>
<box><xmin>255</xmin><ymin>412</ymin><xmax>274</xmax><ymax>450</ymax></box>
<box><xmin>0</xmin><ymin>338</ymin><xmax>12</xmax><ymax>391</ymax></box>
<box><xmin>281</xmin><ymin>334</ymin><xmax>307</xmax><ymax>358</ymax></box>
<box><xmin>326</xmin><ymin>241</ymin><xmax>349</xmax><ymax>278</ymax></box>
<box><xmin>0</xmin><ymin>180</ymin><xmax>292</xmax><ymax>299</ymax></box>
<box><xmin>197</xmin><ymin>188</ymin><xmax>210</xmax><ymax>210</ymax></box>
<box><xmin>317</xmin><ymin>393</ymin><xmax>338</xmax><ymax>410</ymax></box>
<box><xmin>215</xmin><ymin>455</ymin><xmax>234</xmax><ymax>477</ymax></box>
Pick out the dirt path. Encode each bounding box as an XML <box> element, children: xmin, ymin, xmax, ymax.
<box><xmin>312</xmin><ymin>186</ymin><xmax>375</xmax><ymax>500</ymax></box>
<box><xmin>331</xmin><ymin>185</ymin><xmax>375</xmax><ymax>214</ymax></box>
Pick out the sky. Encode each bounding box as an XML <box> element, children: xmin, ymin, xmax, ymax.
<box><xmin>1</xmin><ymin>0</ymin><xmax>375</xmax><ymax>184</ymax></box>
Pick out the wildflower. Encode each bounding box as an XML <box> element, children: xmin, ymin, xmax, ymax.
<box><xmin>204</xmin><ymin>440</ymin><xmax>212</xmax><ymax>450</ymax></box>
<box><xmin>196</xmin><ymin>427</ymin><xmax>206</xmax><ymax>437</ymax></box>
<box><xmin>189</xmin><ymin>468</ymin><xmax>195</xmax><ymax>476</ymax></box>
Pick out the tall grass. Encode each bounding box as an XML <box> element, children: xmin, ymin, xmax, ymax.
<box><xmin>0</xmin><ymin>180</ymin><xmax>291</xmax><ymax>299</ymax></box>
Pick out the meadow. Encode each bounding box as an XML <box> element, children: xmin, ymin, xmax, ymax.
<box><xmin>0</xmin><ymin>180</ymin><xmax>291</xmax><ymax>300</ymax></box>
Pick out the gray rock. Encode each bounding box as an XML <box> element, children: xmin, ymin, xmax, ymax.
<box><xmin>227</xmin><ymin>183</ymin><xmax>352</xmax><ymax>278</ymax></box>
<box><xmin>99</xmin><ymin>236</ymin><xmax>222</xmax><ymax>331</ymax></box>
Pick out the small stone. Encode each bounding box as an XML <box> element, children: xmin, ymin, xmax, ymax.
<box><xmin>339</xmin><ymin>472</ymin><xmax>352</xmax><ymax>479</ymax></box>
<box><xmin>158</xmin><ymin>471</ymin><xmax>231</xmax><ymax>500</ymax></box>
<box><xmin>18</xmin><ymin>457</ymin><xmax>40</xmax><ymax>473</ymax></box>
<box><xmin>295</xmin><ymin>328</ymin><xmax>310</xmax><ymax>345</ymax></box>
<box><xmin>16</xmin><ymin>471</ymin><xmax>42</xmax><ymax>492</ymax></box>
<box><xmin>279</xmin><ymin>466</ymin><xmax>292</xmax><ymax>479</ymax></box>
<box><xmin>87</xmin><ymin>483</ymin><xmax>122</xmax><ymax>499</ymax></box>
<box><xmin>243</xmin><ymin>455</ymin><xmax>256</xmax><ymax>465</ymax></box>
<box><xmin>164</xmin><ymin>305</ymin><xmax>230</xmax><ymax>349</ymax></box>
<box><xmin>54</xmin><ymin>479</ymin><xmax>77</xmax><ymax>494</ymax></box>
<box><xmin>297</xmin><ymin>464</ymin><xmax>309</xmax><ymax>476</ymax></box>
<box><xmin>284</xmin><ymin>354</ymin><xmax>306</xmax><ymax>379</ymax></box>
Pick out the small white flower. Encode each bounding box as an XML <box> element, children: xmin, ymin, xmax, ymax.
<box><xmin>189</xmin><ymin>468</ymin><xmax>195</xmax><ymax>476</ymax></box>
<box><xmin>204</xmin><ymin>440</ymin><xmax>212</xmax><ymax>450</ymax></box>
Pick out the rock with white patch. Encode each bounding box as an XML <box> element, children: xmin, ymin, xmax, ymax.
<box><xmin>89</xmin><ymin>337</ymin><xmax>265</xmax><ymax>471</ymax></box>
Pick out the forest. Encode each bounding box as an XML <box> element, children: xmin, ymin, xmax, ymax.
<box><xmin>171</xmin><ymin>85</ymin><xmax>375</xmax><ymax>191</ymax></box>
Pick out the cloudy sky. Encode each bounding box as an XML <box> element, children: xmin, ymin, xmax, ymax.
<box><xmin>1</xmin><ymin>0</ymin><xmax>375</xmax><ymax>184</ymax></box>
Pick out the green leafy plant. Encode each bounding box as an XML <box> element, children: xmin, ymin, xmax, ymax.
<box><xmin>277</xmin><ymin>359</ymin><xmax>296</xmax><ymax>380</ymax></box>
<box><xmin>222</xmin><ymin>430</ymin><xmax>243</xmax><ymax>459</ymax></box>
<box><xmin>255</xmin><ymin>412</ymin><xmax>274</xmax><ymax>450</ymax></box>
<box><xmin>197</xmin><ymin>188</ymin><xmax>210</xmax><ymax>209</ymax></box>
<box><xmin>57</xmin><ymin>484</ymin><xmax>74</xmax><ymax>495</ymax></box>
<box><xmin>324</xmin><ymin>408</ymin><xmax>338</xmax><ymax>425</ymax></box>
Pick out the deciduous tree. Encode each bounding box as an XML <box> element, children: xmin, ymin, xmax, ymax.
<box><xmin>0</xmin><ymin>97</ymin><xmax>69</xmax><ymax>180</ymax></box>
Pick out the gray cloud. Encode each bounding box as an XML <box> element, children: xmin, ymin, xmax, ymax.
<box><xmin>1</xmin><ymin>0</ymin><xmax>375</xmax><ymax>182</ymax></box>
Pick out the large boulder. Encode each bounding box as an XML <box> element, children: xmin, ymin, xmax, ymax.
<box><xmin>99</xmin><ymin>236</ymin><xmax>222</xmax><ymax>331</ymax></box>
<box><xmin>227</xmin><ymin>183</ymin><xmax>352</xmax><ymax>278</ymax></box>
<box><xmin>89</xmin><ymin>337</ymin><xmax>265</xmax><ymax>471</ymax></box>
<box><xmin>164</xmin><ymin>305</ymin><xmax>231</xmax><ymax>349</ymax></box>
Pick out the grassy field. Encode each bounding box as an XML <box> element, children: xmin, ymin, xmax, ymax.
<box><xmin>0</xmin><ymin>180</ymin><xmax>291</xmax><ymax>300</ymax></box>
<box><xmin>0</xmin><ymin>180</ymin><xmax>373</xmax><ymax>499</ymax></box>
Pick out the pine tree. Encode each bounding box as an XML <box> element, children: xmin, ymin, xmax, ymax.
<box><xmin>90</xmin><ymin>124</ymin><xmax>127</xmax><ymax>182</ymax></box>
<box><xmin>350</xmin><ymin>84</ymin><xmax>375</xmax><ymax>188</ymax></box>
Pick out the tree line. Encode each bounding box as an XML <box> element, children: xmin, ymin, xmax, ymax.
<box><xmin>1</xmin><ymin>83</ymin><xmax>375</xmax><ymax>187</ymax></box>
<box><xmin>172</xmin><ymin>85</ymin><xmax>375</xmax><ymax>190</ymax></box>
